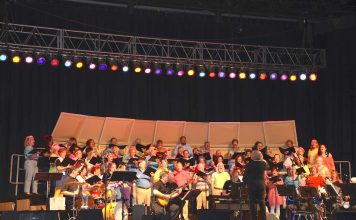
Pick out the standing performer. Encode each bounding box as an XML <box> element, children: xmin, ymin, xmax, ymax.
<box><xmin>23</xmin><ymin>135</ymin><xmax>39</xmax><ymax>195</ymax></box>
<box><xmin>243</xmin><ymin>150</ymin><xmax>267</xmax><ymax>220</ymax></box>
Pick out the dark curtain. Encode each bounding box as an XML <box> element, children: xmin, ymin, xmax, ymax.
<box><xmin>0</xmin><ymin>1</ymin><xmax>355</xmax><ymax>200</ymax></box>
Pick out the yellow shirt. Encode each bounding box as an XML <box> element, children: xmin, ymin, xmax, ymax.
<box><xmin>308</xmin><ymin>148</ymin><xmax>319</xmax><ymax>166</ymax></box>
<box><xmin>212</xmin><ymin>171</ymin><xmax>230</xmax><ymax>189</ymax></box>
<box><xmin>153</xmin><ymin>168</ymin><xmax>169</xmax><ymax>183</ymax></box>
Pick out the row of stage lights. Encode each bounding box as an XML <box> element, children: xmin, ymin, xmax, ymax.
<box><xmin>0</xmin><ymin>52</ymin><xmax>317</xmax><ymax>81</ymax></box>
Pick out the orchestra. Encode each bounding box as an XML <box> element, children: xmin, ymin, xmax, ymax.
<box><xmin>22</xmin><ymin>134</ymin><xmax>354</xmax><ymax>220</ymax></box>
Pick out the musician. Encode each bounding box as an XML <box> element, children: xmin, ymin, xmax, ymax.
<box><xmin>175</xmin><ymin>146</ymin><xmax>184</xmax><ymax>159</ymax></box>
<box><xmin>65</xmin><ymin>137</ymin><xmax>78</xmax><ymax>149</ymax></box>
<box><xmin>244</xmin><ymin>149</ymin><xmax>252</xmax><ymax>163</ymax></box>
<box><xmin>172</xmin><ymin>161</ymin><xmax>191</xmax><ymax>219</ymax></box>
<box><xmin>133</xmin><ymin>160</ymin><xmax>153</xmax><ymax>206</ymax></box>
<box><xmin>23</xmin><ymin>135</ymin><xmax>39</xmax><ymax>196</ymax></box>
<box><xmin>212</xmin><ymin>150</ymin><xmax>223</xmax><ymax>166</ymax></box>
<box><xmin>155</xmin><ymin>139</ymin><xmax>164</xmax><ymax>150</ymax></box>
<box><xmin>172</xmin><ymin>136</ymin><xmax>193</xmax><ymax>157</ymax></box>
<box><xmin>193</xmin><ymin>163</ymin><xmax>210</xmax><ymax>210</ymax></box>
<box><xmin>181</xmin><ymin>150</ymin><xmax>195</xmax><ymax>171</ymax></box>
<box><xmin>122</xmin><ymin>146</ymin><xmax>139</xmax><ymax>164</ymax></box>
<box><xmin>211</xmin><ymin>162</ymin><xmax>230</xmax><ymax>195</ymax></box>
<box><xmin>267</xmin><ymin>167</ymin><xmax>284</xmax><ymax>219</ymax></box>
<box><xmin>152</xmin><ymin>171</ymin><xmax>182</xmax><ymax>220</ymax></box>
<box><xmin>226</xmin><ymin>139</ymin><xmax>239</xmax><ymax>160</ymax></box>
<box><xmin>317</xmin><ymin>144</ymin><xmax>335</xmax><ymax>172</ymax></box>
<box><xmin>308</xmin><ymin>139</ymin><xmax>320</xmax><ymax>166</ymax></box>
<box><xmin>306</xmin><ymin>166</ymin><xmax>325</xmax><ymax>188</ymax></box>
<box><xmin>252</xmin><ymin>141</ymin><xmax>264</xmax><ymax>151</ymax></box>
<box><xmin>153</xmin><ymin>159</ymin><xmax>170</xmax><ymax>183</ymax></box>
<box><xmin>223</xmin><ymin>168</ymin><xmax>243</xmax><ymax>197</ymax></box>
<box><xmin>315</xmin><ymin>156</ymin><xmax>331</xmax><ymax>179</ymax></box>
<box><xmin>243</xmin><ymin>150</ymin><xmax>267</xmax><ymax>220</ymax></box>
<box><xmin>82</xmin><ymin>138</ymin><xmax>95</xmax><ymax>157</ymax></box>
<box><xmin>295</xmin><ymin>147</ymin><xmax>307</xmax><ymax>167</ymax></box>
<box><xmin>330</xmin><ymin>170</ymin><xmax>343</xmax><ymax>184</ymax></box>
<box><xmin>283</xmin><ymin>147</ymin><xmax>295</xmax><ymax>169</ymax></box>
<box><xmin>229</xmin><ymin>155</ymin><xmax>245</xmax><ymax>174</ymax></box>
<box><xmin>61</xmin><ymin>167</ymin><xmax>81</xmax><ymax>209</ymax></box>
<box><xmin>84</xmin><ymin>147</ymin><xmax>98</xmax><ymax>171</ymax></box>
<box><xmin>200</xmin><ymin>141</ymin><xmax>211</xmax><ymax>154</ymax></box>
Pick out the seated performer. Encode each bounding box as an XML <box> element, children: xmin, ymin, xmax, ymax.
<box><xmin>61</xmin><ymin>167</ymin><xmax>81</xmax><ymax>209</ymax></box>
<box><xmin>152</xmin><ymin>171</ymin><xmax>182</xmax><ymax>220</ymax></box>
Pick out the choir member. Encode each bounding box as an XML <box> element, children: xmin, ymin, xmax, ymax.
<box><xmin>23</xmin><ymin>135</ymin><xmax>39</xmax><ymax>195</ymax></box>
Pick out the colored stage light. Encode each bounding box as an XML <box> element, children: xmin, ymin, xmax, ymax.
<box><xmin>0</xmin><ymin>54</ymin><xmax>7</xmax><ymax>61</ymax></box>
<box><xmin>134</xmin><ymin>67</ymin><xmax>142</xmax><ymax>73</ymax></box>
<box><xmin>238</xmin><ymin>72</ymin><xmax>247</xmax><ymax>79</ymax></box>
<box><xmin>209</xmin><ymin>72</ymin><xmax>216</xmax><ymax>78</ymax></box>
<box><xmin>144</xmin><ymin>68</ymin><xmax>152</xmax><ymax>74</ymax></box>
<box><xmin>75</xmin><ymin>61</ymin><xmax>84</xmax><ymax>69</ymax></box>
<box><xmin>218</xmin><ymin>71</ymin><xmax>226</xmax><ymax>78</ymax></box>
<box><xmin>177</xmin><ymin>70</ymin><xmax>185</xmax><ymax>76</ymax></box>
<box><xmin>64</xmin><ymin>60</ymin><xmax>72</xmax><ymax>67</ymax></box>
<box><xmin>89</xmin><ymin>63</ymin><xmax>96</xmax><ymax>70</ymax></box>
<box><xmin>167</xmin><ymin>69</ymin><xmax>174</xmax><ymax>75</ymax></box>
<box><xmin>37</xmin><ymin>57</ymin><xmax>46</xmax><ymax>65</ymax></box>
<box><xmin>155</xmin><ymin>69</ymin><xmax>163</xmax><ymax>75</ymax></box>
<box><xmin>229</xmin><ymin>72</ymin><xmax>236</xmax><ymax>79</ymax></box>
<box><xmin>111</xmin><ymin>64</ymin><xmax>119</xmax><ymax>71</ymax></box>
<box><xmin>290</xmin><ymin>74</ymin><xmax>297</xmax><ymax>81</ymax></box>
<box><xmin>299</xmin><ymin>73</ymin><xmax>307</xmax><ymax>81</ymax></box>
<box><xmin>122</xmin><ymin>65</ymin><xmax>129</xmax><ymax>72</ymax></box>
<box><xmin>99</xmin><ymin>63</ymin><xmax>107</xmax><ymax>70</ymax></box>
<box><xmin>280</xmin><ymin>74</ymin><xmax>288</xmax><ymax>81</ymax></box>
<box><xmin>249</xmin><ymin>73</ymin><xmax>256</xmax><ymax>79</ymax></box>
<box><xmin>187</xmin><ymin>68</ymin><xmax>195</xmax><ymax>76</ymax></box>
<box><xmin>25</xmin><ymin>56</ymin><xmax>34</xmax><ymax>64</ymax></box>
<box><xmin>259</xmin><ymin>72</ymin><xmax>267</xmax><ymax>80</ymax></box>
<box><xmin>309</xmin><ymin>73</ymin><xmax>317</xmax><ymax>81</ymax></box>
<box><xmin>12</xmin><ymin>55</ymin><xmax>21</xmax><ymax>63</ymax></box>
<box><xmin>50</xmin><ymin>58</ymin><xmax>59</xmax><ymax>67</ymax></box>
<box><xmin>199</xmin><ymin>71</ymin><xmax>206</xmax><ymax>78</ymax></box>
<box><xmin>270</xmin><ymin>72</ymin><xmax>278</xmax><ymax>80</ymax></box>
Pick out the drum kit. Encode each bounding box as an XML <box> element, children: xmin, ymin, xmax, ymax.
<box><xmin>64</xmin><ymin>181</ymin><xmax>128</xmax><ymax>220</ymax></box>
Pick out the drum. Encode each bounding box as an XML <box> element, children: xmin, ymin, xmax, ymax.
<box><xmin>102</xmin><ymin>202</ymin><xmax>128</xmax><ymax>220</ymax></box>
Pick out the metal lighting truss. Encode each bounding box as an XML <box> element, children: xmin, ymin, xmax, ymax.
<box><xmin>0</xmin><ymin>22</ymin><xmax>326</xmax><ymax>71</ymax></box>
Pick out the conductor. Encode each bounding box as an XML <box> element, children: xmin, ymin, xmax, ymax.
<box><xmin>243</xmin><ymin>150</ymin><xmax>267</xmax><ymax>220</ymax></box>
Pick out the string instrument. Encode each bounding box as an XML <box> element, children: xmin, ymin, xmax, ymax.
<box><xmin>157</xmin><ymin>183</ymin><xmax>188</xmax><ymax>207</ymax></box>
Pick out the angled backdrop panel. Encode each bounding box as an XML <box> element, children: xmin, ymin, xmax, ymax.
<box><xmin>52</xmin><ymin>112</ymin><xmax>86</xmax><ymax>143</ymax></box>
<box><xmin>263</xmin><ymin>120</ymin><xmax>298</xmax><ymax>147</ymax></box>
<box><xmin>184</xmin><ymin>122</ymin><xmax>209</xmax><ymax>147</ymax></box>
<box><xmin>209</xmin><ymin>122</ymin><xmax>239</xmax><ymax>147</ymax></box>
<box><xmin>238</xmin><ymin>122</ymin><xmax>265</xmax><ymax>147</ymax></box>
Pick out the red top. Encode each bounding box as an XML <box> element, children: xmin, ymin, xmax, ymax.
<box><xmin>172</xmin><ymin>170</ymin><xmax>190</xmax><ymax>187</ymax></box>
<box><xmin>306</xmin><ymin>175</ymin><xmax>325</xmax><ymax>188</ymax></box>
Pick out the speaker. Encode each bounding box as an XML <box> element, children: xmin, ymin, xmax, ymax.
<box><xmin>142</xmin><ymin>214</ymin><xmax>170</xmax><ymax>220</ymax></box>
<box><xmin>197</xmin><ymin>209</ymin><xmax>234</xmax><ymax>220</ymax></box>
<box><xmin>133</xmin><ymin>205</ymin><xmax>146</xmax><ymax>220</ymax></box>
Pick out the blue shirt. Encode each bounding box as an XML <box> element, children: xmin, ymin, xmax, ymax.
<box><xmin>135</xmin><ymin>169</ymin><xmax>152</xmax><ymax>189</ymax></box>
<box><xmin>172</xmin><ymin>144</ymin><xmax>193</xmax><ymax>157</ymax></box>
<box><xmin>24</xmin><ymin>146</ymin><xmax>38</xmax><ymax>160</ymax></box>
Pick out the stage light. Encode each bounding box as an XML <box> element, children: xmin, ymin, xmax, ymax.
<box><xmin>50</xmin><ymin>58</ymin><xmax>59</xmax><ymax>67</ymax></box>
<box><xmin>0</xmin><ymin>54</ymin><xmax>7</xmax><ymax>61</ymax></box>
<box><xmin>187</xmin><ymin>68</ymin><xmax>195</xmax><ymax>76</ymax></box>
<box><xmin>249</xmin><ymin>72</ymin><xmax>256</xmax><ymax>79</ymax></box>
<box><xmin>270</xmin><ymin>72</ymin><xmax>278</xmax><ymax>80</ymax></box>
<box><xmin>111</xmin><ymin>64</ymin><xmax>119</xmax><ymax>71</ymax></box>
<box><xmin>99</xmin><ymin>63</ymin><xmax>107</xmax><ymax>70</ymax></box>
<box><xmin>280</xmin><ymin>74</ymin><xmax>288</xmax><ymax>81</ymax></box>
<box><xmin>12</xmin><ymin>55</ymin><xmax>21</xmax><ymax>63</ymax></box>
<box><xmin>290</xmin><ymin>73</ymin><xmax>297</xmax><ymax>81</ymax></box>
<box><xmin>309</xmin><ymin>73</ymin><xmax>317</xmax><ymax>81</ymax></box>
<box><xmin>229</xmin><ymin>72</ymin><xmax>236</xmax><ymax>79</ymax></box>
<box><xmin>177</xmin><ymin>70</ymin><xmax>185</xmax><ymax>76</ymax></box>
<box><xmin>155</xmin><ymin>69</ymin><xmax>163</xmax><ymax>75</ymax></box>
<box><xmin>75</xmin><ymin>61</ymin><xmax>84</xmax><ymax>69</ymax></box>
<box><xmin>238</xmin><ymin>72</ymin><xmax>247</xmax><ymax>79</ymax></box>
<box><xmin>218</xmin><ymin>71</ymin><xmax>226</xmax><ymax>78</ymax></box>
<box><xmin>37</xmin><ymin>57</ymin><xmax>46</xmax><ymax>65</ymax></box>
<box><xmin>167</xmin><ymin>69</ymin><xmax>174</xmax><ymax>75</ymax></box>
<box><xmin>25</xmin><ymin>56</ymin><xmax>34</xmax><ymax>64</ymax></box>
<box><xmin>209</xmin><ymin>71</ymin><xmax>216</xmax><ymax>78</ymax></box>
<box><xmin>199</xmin><ymin>71</ymin><xmax>206</xmax><ymax>78</ymax></box>
<box><xmin>259</xmin><ymin>72</ymin><xmax>267</xmax><ymax>80</ymax></box>
<box><xmin>134</xmin><ymin>66</ymin><xmax>142</xmax><ymax>73</ymax></box>
<box><xmin>122</xmin><ymin>65</ymin><xmax>129</xmax><ymax>72</ymax></box>
<box><xmin>133</xmin><ymin>61</ymin><xmax>142</xmax><ymax>73</ymax></box>
<box><xmin>299</xmin><ymin>73</ymin><xmax>307</xmax><ymax>81</ymax></box>
<box><xmin>144</xmin><ymin>67</ymin><xmax>151</xmax><ymax>74</ymax></box>
<box><xmin>89</xmin><ymin>63</ymin><xmax>96</xmax><ymax>70</ymax></box>
<box><xmin>64</xmin><ymin>60</ymin><xmax>72</xmax><ymax>67</ymax></box>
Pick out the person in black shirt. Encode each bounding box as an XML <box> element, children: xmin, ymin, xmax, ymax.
<box><xmin>243</xmin><ymin>150</ymin><xmax>267</xmax><ymax>220</ymax></box>
<box><xmin>223</xmin><ymin>168</ymin><xmax>243</xmax><ymax>197</ymax></box>
<box><xmin>61</xmin><ymin>167</ymin><xmax>80</xmax><ymax>209</ymax></box>
<box><xmin>152</xmin><ymin>171</ymin><xmax>182</xmax><ymax>219</ymax></box>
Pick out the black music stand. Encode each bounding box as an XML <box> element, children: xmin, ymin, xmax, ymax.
<box><xmin>325</xmin><ymin>184</ymin><xmax>339</xmax><ymax>198</ymax></box>
<box><xmin>277</xmin><ymin>185</ymin><xmax>298</xmax><ymax>197</ymax></box>
<box><xmin>34</xmin><ymin>172</ymin><xmax>63</xmax><ymax>198</ymax></box>
<box><xmin>299</xmin><ymin>186</ymin><xmax>319</xmax><ymax>199</ymax></box>
<box><xmin>109</xmin><ymin>171</ymin><xmax>137</xmax><ymax>220</ymax></box>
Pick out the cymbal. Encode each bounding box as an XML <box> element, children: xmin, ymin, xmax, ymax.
<box><xmin>65</xmin><ymin>181</ymin><xmax>86</xmax><ymax>187</ymax></box>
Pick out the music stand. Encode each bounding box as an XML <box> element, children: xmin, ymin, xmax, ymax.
<box><xmin>325</xmin><ymin>185</ymin><xmax>339</xmax><ymax>198</ymax></box>
<box><xmin>109</xmin><ymin>171</ymin><xmax>137</xmax><ymax>220</ymax></box>
<box><xmin>277</xmin><ymin>185</ymin><xmax>298</xmax><ymax>197</ymax></box>
<box><xmin>299</xmin><ymin>186</ymin><xmax>319</xmax><ymax>199</ymax></box>
<box><xmin>34</xmin><ymin>172</ymin><xmax>63</xmax><ymax>198</ymax></box>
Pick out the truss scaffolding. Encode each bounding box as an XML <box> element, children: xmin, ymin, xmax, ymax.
<box><xmin>0</xmin><ymin>22</ymin><xmax>326</xmax><ymax>71</ymax></box>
